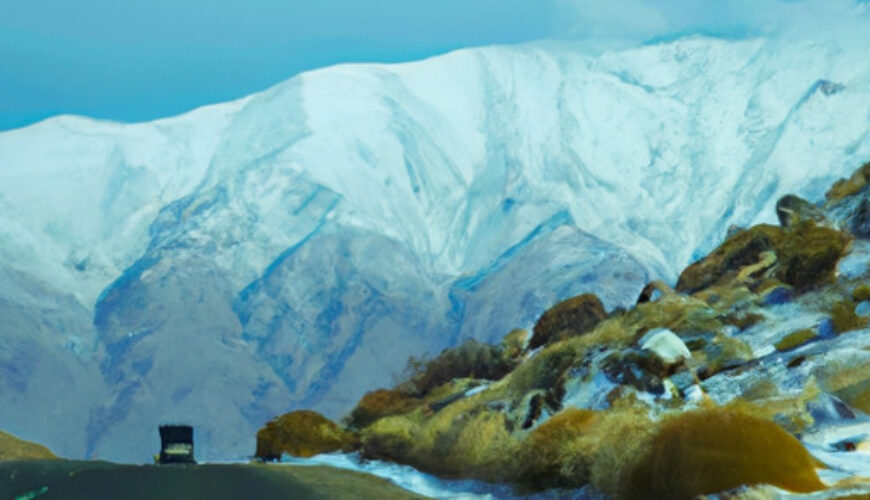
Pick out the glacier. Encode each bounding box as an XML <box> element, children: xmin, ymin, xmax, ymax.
<box><xmin>2</xmin><ymin>34</ymin><xmax>870</xmax><ymax>461</ymax></box>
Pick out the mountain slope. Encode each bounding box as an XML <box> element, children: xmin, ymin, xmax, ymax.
<box><xmin>2</xmin><ymin>35</ymin><xmax>870</xmax><ymax>460</ymax></box>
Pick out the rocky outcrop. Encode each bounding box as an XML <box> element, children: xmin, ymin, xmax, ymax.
<box><xmin>529</xmin><ymin>294</ymin><xmax>607</xmax><ymax>349</ymax></box>
<box><xmin>825</xmin><ymin>161</ymin><xmax>870</xmax><ymax>239</ymax></box>
<box><xmin>676</xmin><ymin>219</ymin><xmax>850</xmax><ymax>294</ymax></box>
<box><xmin>776</xmin><ymin>194</ymin><xmax>827</xmax><ymax>228</ymax></box>
<box><xmin>676</xmin><ymin>225</ymin><xmax>782</xmax><ymax>294</ymax></box>
<box><xmin>826</xmin><ymin>162</ymin><xmax>870</xmax><ymax>202</ymax></box>
<box><xmin>258</xmin><ymin>161</ymin><xmax>870</xmax><ymax>499</ymax></box>
<box><xmin>775</xmin><ymin>222</ymin><xmax>851</xmax><ymax>291</ymax></box>
<box><xmin>636</xmin><ymin>280</ymin><xmax>673</xmax><ymax>304</ymax></box>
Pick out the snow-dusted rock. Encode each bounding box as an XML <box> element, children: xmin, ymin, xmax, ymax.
<box><xmin>640</xmin><ymin>328</ymin><xmax>691</xmax><ymax>365</ymax></box>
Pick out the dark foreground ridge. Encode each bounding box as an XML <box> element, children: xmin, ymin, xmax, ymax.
<box><xmin>0</xmin><ymin>460</ymin><xmax>427</xmax><ymax>500</ymax></box>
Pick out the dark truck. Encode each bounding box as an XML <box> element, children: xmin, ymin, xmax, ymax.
<box><xmin>157</xmin><ymin>425</ymin><xmax>196</xmax><ymax>464</ymax></box>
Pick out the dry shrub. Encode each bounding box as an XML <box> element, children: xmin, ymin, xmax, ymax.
<box><xmin>695</xmin><ymin>283</ymin><xmax>757</xmax><ymax>314</ymax></box>
<box><xmin>582</xmin><ymin>316</ymin><xmax>636</xmax><ymax>346</ymax></box>
<box><xmin>721</xmin><ymin>311</ymin><xmax>766</xmax><ymax>331</ymax></box>
<box><xmin>361</xmin><ymin>404</ymin><xmax>520</xmax><ymax>482</ymax></box>
<box><xmin>513</xmin><ymin>405</ymin><xmax>656</xmax><ymax>494</ymax></box>
<box><xmin>621</xmin><ymin>408</ymin><xmax>825</xmax><ymax>500</ymax></box>
<box><xmin>440</xmin><ymin>410</ymin><xmax>520</xmax><ymax>480</ymax></box>
<box><xmin>255</xmin><ymin>410</ymin><xmax>358</xmax><ymax>460</ymax></box>
<box><xmin>815</xmin><ymin>355</ymin><xmax>870</xmax><ymax>415</ymax></box>
<box><xmin>517</xmin><ymin>408</ymin><xmax>598</xmax><ymax>489</ymax></box>
<box><xmin>836</xmin><ymin>379</ymin><xmax>870</xmax><ymax>414</ymax></box>
<box><xmin>492</xmin><ymin>317</ymin><xmax>636</xmax><ymax>407</ymax></box>
<box><xmin>498</xmin><ymin>336</ymin><xmax>588</xmax><ymax>399</ymax></box>
<box><xmin>830</xmin><ymin>299</ymin><xmax>868</xmax><ymax>334</ymax></box>
<box><xmin>584</xmin><ymin>406</ymin><xmax>658</xmax><ymax>498</ymax></box>
<box><xmin>361</xmin><ymin>392</ymin><xmax>826</xmax><ymax>499</ymax></box>
<box><xmin>698</xmin><ymin>333</ymin><xmax>753</xmax><ymax>379</ymax></box>
<box><xmin>775</xmin><ymin>328</ymin><xmax>816</xmax><ymax>352</ymax></box>
<box><xmin>500</xmin><ymin>328</ymin><xmax>529</xmax><ymax>361</ymax></box>
<box><xmin>774</xmin><ymin>222</ymin><xmax>851</xmax><ymax>291</ymax></box>
<box><xmin>852</xmin><ymin>283</ymin><xmax>870</xmax><ymax>302</ymax></box>
<box><xmin>627</xmin><ymin>295</ymin><xmax>721</xmax><ymax>337</ymax></box>
<box><xmin>345</xmin><ymin>389</ymin><xmax>421</xmax><ymax>430</ymax></box>
<box><xmin>398</xmin><ymin>340</ymin><xmax>517</xmax><ymax>398</ymax></box>
<box><xmin>358</xmin><ymin>414</ymin><xmax>418</xmax><ymax>464</ymax></box>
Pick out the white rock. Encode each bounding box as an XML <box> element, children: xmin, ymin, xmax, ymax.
<box><xmin>640</xmin><ymin>328</ymin><xmax>691</xmax><ymax>365</ymax></box>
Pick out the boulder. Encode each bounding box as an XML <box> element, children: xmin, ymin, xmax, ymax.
<box><xmin>529</xmin><ymin>294</ymin><xmax>607</xmax><ymax>349</ymax></box>
<box><xmin>775</xmin><ymin>194</ymin><xmax>827</xmax><ymax>228</ymax></box>
<box><xmin>774</xmin><ymin>222</ymin><xmax>851</xmax><ymax>291</ymax></box>
<box><xmin>628</xmin><ymin>294</ymin><xmax>721</xmax><ymax>336</ymax></box>
<box><xmin>824</xmin><ymin>162</ymin><xmax>870</xmax><ymax>238</ymax></box>
<box><xmin>849</xmin><ymin>197</ymin><xmax>870</xmax><ymax>237</ymax></box>
<box><xmin>601</xmin><ymin>349</ymin><xmax>668</xmax><ymax>394</ymax></box>
<box><xmin>255</xmin><ymin>410</ymin><xmax>357</xmax><ymax>460</ymax></box>
<box><xmin>640</xmin><ymin>329</ymin><xmax>691</xmax><ymax>365</ymax></box>
<box><xmin>676</xmin><ymin>225</ymin><xmax>782</xmax><ymax>294</ymax></box>
<box><xmin>636</xmin><ymin>280</ymin><xmax>672</xmax><ymax>304</ymax></box>
<box><xmin>677</xmin><ymin>222</ymin><xmax>850</xmax><ymax>294</ymax></box>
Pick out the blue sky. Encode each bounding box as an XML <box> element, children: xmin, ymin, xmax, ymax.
<box><xmin>1</xmin><ymin>0</ymin><xmax>866</xmax><ymax>131</ymax></box>
<box><xmin>0</xmin><ymin>1</ymin><xmax>556</xmax><ymax>130</ymax></box>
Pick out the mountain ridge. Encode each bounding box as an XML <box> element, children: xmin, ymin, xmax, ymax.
<box><xmin>2</xmin><ymin>34</ymin><xmax>870</xmax><ymax>460</ymax></box>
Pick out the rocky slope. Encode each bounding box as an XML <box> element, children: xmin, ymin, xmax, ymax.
<box><xmin>3</xmin><ymin>34</ymin><xmax>870</xmax><ymax>461</ymax></box>
<box><xmin>262</xmin><ymin>163</ymin><xmax>870</xmax><ymax>499</ymax></box>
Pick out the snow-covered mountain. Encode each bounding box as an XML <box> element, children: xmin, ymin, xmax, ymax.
<box><xmin>2</xmin><ymin>34</ymin><xmax>870</xmax><ymax>462</ymax></box>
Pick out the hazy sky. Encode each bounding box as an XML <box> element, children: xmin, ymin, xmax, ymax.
<box><xmin>1</xmin><ymin>0</ymin><xmax>867</xmax><ymax>130</ymax></box>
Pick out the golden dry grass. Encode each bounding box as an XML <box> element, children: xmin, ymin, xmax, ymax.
<box><xmin>256</xmin><ymin>411</ymin><xmax>358</xmax><ymax>459</ymax></box>
<box><xmin>775</xmin><ymin>328</ymin><xmax>817</xmax><ymax>351</ymax></box>
<box><xmin>0</xmin><ymin>430</ymin><xmax>55</xmax><ymax>462</ymax></box>
<box><xmin>622</xmin><ymin>408</ymin><xmax>825</xmax><ymax>500</ymax></box>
